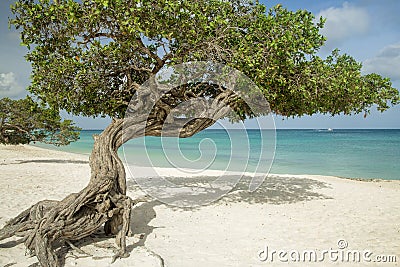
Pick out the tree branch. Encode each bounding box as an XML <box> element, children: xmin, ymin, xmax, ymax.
<box><xmin>135</xmin><ymin>37</ymin><xmax>167</xmax><ymax>74</ymax></box>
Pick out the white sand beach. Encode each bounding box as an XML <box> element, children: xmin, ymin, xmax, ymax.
<box><xmin>0</xmin><ymin>145</ymin><xmax>399</xmax><ymax>266</ymax></box>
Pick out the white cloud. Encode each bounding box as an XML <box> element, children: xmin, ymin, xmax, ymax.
<box><xmin>362</xmin><ymin>43</ymin><xmax>400</xmax><ymax>81</ymax></box>
<box><xmin>317</xmin><ymin>2</ymin><xmax>369</xmax><ymax>44</ymax></box>
<box><xmin>0</xmin><ymin>72</ymin><xmax>25</xmax><ymax>98</ymax></box>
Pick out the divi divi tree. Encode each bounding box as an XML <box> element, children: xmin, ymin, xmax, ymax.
<box><xmin>0</xmin><ymin>1</ymin><xmax>398</xmax><ymax>266</ymax></box>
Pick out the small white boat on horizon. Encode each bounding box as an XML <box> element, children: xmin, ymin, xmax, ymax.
<box><xmin>316</xmin><ymin>128</ymin><xmax>333</xmax><ymax>132</ymax></box>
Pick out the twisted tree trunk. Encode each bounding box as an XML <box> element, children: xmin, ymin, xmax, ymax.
<box><xmin>0</xmin><ymin>119</ymin><xmax>135</xmax><ymax>266</ymax></box>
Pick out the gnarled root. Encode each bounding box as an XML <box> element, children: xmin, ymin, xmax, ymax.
<box><xmin>0</xmin><ymin>185</ymin><xmax>134</xmax><ymax>267</ymax></box>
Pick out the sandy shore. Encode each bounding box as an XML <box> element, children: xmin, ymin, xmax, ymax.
<box><xmin>0</xmin><ymin>145</ymin><xmax>399</xmax><ymax>266</ymax></box>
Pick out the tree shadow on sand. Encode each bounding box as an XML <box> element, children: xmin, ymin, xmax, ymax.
<box><xmin>121</xmin><ymin>175</ymin><xmax>332</xmax><ymax>251</ymax></box>
<box><xmin>126</xmin><ymin>200</ymin><xmax>161</xmax><ymax>253</ymax></box>
<box><xmin>220</xmin><ymin>175</ymin><xmax>332</xmax><ymax>205</ymax></box>
<box><xmin>127</xmin><ymin>174</ymin><xmax>332</xmax><ymax>209</ymax></box>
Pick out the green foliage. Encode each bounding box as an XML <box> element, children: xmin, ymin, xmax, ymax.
<box><xmin>10</xmin><ymin>0</ymin><xmax>399</xmax><ymax>119</ymax></box>
<box><xmin>0</xmin><ymin>97</ymin><xmax>80</xmax><ymax>145</ymax></box>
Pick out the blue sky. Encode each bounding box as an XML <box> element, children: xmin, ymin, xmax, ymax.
<box><xmin>0</xmin><ymin>0</ymin><xmax>399</xmax><ymax>129</ymax></box>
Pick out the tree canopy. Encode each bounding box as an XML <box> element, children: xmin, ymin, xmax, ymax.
<box><xmin>0</xmin><ymin>97</ymin><xmax>79</xmax><ymax>145</ymax></box>
<box><xmin>10</xmin><ymin>0</ymin><xmax>399</xmax><ymax>121</ymax></box>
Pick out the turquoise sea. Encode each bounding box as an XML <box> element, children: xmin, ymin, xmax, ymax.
<box><xmin>36</xmin><ymin>129</ymin><xmax>400</xmax><ymax>180</ymax></box>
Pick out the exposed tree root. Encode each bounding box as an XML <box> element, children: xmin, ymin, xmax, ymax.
<box><xmin>0</xmin><ymin>188</ymin><xmax>134</xmax><ymax>266</ymax></box>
